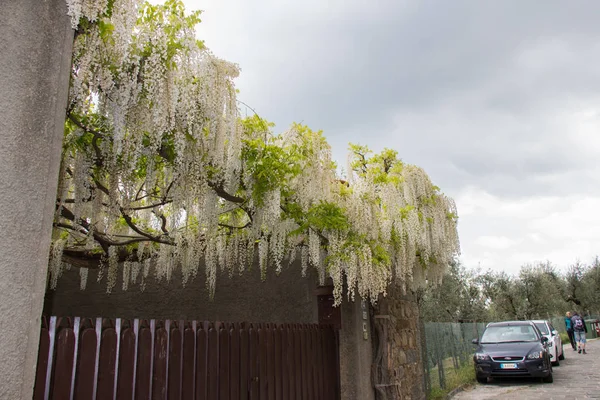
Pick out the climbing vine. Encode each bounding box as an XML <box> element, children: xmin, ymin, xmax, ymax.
<box><xmin>52</xmin><ymin>0</ymin><xmax>460</xmax><ymax>304</ymax></box>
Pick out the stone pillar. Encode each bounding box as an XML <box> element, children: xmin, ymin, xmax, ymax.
<box><xmin>372</xmin><ymin>288</ymin><xmax>426</xmax><ymax>400</ymax></box>
<box><xmin>0</xmin><ymin>1</ymin><xmax>73</xmax><ymax>398</ymax></box>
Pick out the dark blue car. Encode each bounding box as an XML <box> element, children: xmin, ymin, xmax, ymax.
<box><xmin>472</xmin><ymin>320</ymin><xmax>553</xmax><ymax>383</ymax></box>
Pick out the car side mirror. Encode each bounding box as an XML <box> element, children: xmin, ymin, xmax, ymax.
<box><xmin>472</xmin><ymin>338</ymin><xmax>479</xmax><ymax>344</ymax></box>
<box><xmin>551</xmin><ymin>330</ymin><xmax>558</xmax><ymax>336</ymax></box>
<box><xmin>541</xmin><ymin>336</ymin><xmax>549</xmax><ymax>343</ymax></box>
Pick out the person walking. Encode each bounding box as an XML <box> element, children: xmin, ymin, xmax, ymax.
<box><xmin>565</xmin><ymin>311</ymin><xmax>577</xmax><ymax>350</ymax></box>
<box><xmin>571</xmin><ymin>312</ymin><xmax>588</xmax><ymax>354</ymax></box>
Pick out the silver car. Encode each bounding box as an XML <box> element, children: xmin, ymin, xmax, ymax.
<box><xmin>532</xmin><ymin>320</ymin><xmax>564</xmax><ymax>366</ymax></box>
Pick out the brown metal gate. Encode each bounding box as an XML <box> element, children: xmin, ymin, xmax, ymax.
<box><xmin>34</xmin><ymin>316</ymin><xmax>340</xmax><ymax>399</ymax></box>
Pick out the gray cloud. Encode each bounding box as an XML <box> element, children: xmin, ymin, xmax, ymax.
<box><xmin>191</xmin><ymin>0</ymin><xmax>600</xmax><ymax>271</ymax></box>
<box><xmin>212</xmin><ymin>1</ymin><xmax>600</xmax><ymax>199</ymax></box>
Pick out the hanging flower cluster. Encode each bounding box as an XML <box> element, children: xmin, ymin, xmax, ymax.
<box><xmin>53</xmin><ymin>0</ymin><xmax>460</xmax><ymax>304</ymax></box>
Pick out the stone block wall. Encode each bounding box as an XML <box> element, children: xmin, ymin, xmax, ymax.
<box><xmin>372</xmin><ymin>287</ymin><xmax>425</xmax><ymax>400</ymax></box>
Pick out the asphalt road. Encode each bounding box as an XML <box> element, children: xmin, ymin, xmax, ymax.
<box><xmin>452</xmin><ymin>339</ymin><xmax>600</xmax><ymax>399</ymax></box>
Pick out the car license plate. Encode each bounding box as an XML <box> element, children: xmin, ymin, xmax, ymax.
<box><xmin>500</xmin><ymin>363</ymin><xmax>517</xmax><ymax>369</ymax></box>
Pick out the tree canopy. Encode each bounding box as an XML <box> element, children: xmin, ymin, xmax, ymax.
<box><xmin>52</xmin><ymin>0</ymin><xmax>460</xmax><ymax>304</ymax></box>
<box><xmin>420</xmin><ymin>258</ymin><xmax>600</xmax><ymax>322</ymax></box>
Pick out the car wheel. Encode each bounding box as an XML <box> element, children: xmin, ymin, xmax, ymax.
<box><xmin>542</xmin><ymin>371</ymin><xmax>553</xmax><ymax>383</ymax></box>
<box><xmin>558</xmin><ymin>344</ymin><xmax>565</xmax><ymax>360</ymax></box>
<box><xmin>476</xmin><ymin>375</ymin><xmax>488</xmax><ymax>384</ymax></box>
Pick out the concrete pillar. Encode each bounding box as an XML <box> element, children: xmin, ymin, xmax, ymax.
<box><xmin>0</xmin><ymin>1</ymin><xmax>73</xmax><ymax>398</ymax></box>
<box><xmin>339</xmin><ymin>295</ymin><xmax>375</xmax><ymax>400</ymax></box>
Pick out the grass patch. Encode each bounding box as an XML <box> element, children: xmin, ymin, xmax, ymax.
<box><xmin>427</xmin><ymin>362</ymin><xmax>475</xmax><ymax>400</ymax></box>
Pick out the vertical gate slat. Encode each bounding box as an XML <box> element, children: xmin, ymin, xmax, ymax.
<box><xmin>207</xmin><ymin>327</ymin><xmax>219</xmax><ymax>400</ymax></box>
<box><xmin>112</xmin><ymin>319</ymin><xmax>122</xmax><ymax>400</ymax></box>
<box><xmin>279</xmin><ymin>327</ymin><xmax>288</xmax><ymax>400</ymax></box>
<box><xmin>229</xmin><ymin>328</ymin><xmax>240</xmax><ymax>400</ymax></box>
<box><xmin>92</xmin><ymin>318</ymin><xmax>102</xmax><ymax>400</ymax></box>
<box><xmin>44</xmin><ymin>316</ymin><xmax>58</xmax><ymax>400</ymax></box>
<box><xmin>322</xmin><ymin>328</ymin><xmax>331</xmax><ymax>400</ymax></box>
<box><xmin>313</xmin><ymin>327</ymin><xmax>320</xmax><ymax>400</ymax></box>
<box><xmin>317</xmin><ymin>328</ymin><xmax>325</xmax><ymax>400</ymax></box>
<box><xmin>168</xmin><ymin>326</ymin><xmax>182</xmax><ymax>400</ymax></box>
<box><xmin>330</xmin><ymin>328</ymin><xmax>340</xmax><ymax>400</ymax></box>
<box><xmin>181</xmin><ymin>325</ymin><xmax>195</xmax><ymax>400</ymax></box>
<box><xmin>311</xmin><ymin>327</ymin><xmax>320</xmax><ymax>400</ymax></box>
<box><xmin>51</xmin><ymin>327</ymin><xmax>76</xmax><ymax>399</ymax></box>
<box><xmin>74</xmin><ymin>327</ymin><xmax>97</xmax><ymax>400</ymax></box>
<box><xmin>218</xmin><ymin>328</ymin><xmax>230</xmax><ymax>400</ymax></box>
<box><xmin>153</xmin><ymin>326</ymin><xmax>168</xmax><ymax>399</ymax></box>
<box><xmin>274</xmin><ymin>327</ymin><xmax>283</xmax><ymax>400</ymax></box>
<box><xmin>306</xmin><ymin>327</ymin><xmax>313</xmax><ymax>400</ymax></box>
<box><xmin>249</xmin><ymin>327</ymin><xmax>259</xmax><ymax>400</ymax></box>
<box><xmin>283</xmin><ymin>326</ymin><xmax>294</xmax><ymax>400</ymax></box>
<box><xmin>136</xmin><ymin>325</ymin><xmax>153</xmax><ymax>400</ymax></box>
<box><xmin>267</xmin><ymin>327</ymin><xmax>276</xmax><ymax>400</ymax></box>
<box><xmin>293</xmin><ymin>326</ymin><xmax>302</xmax><ymax>400</ymax></box>
<box><xmin>324</xmin><ymin>328</ymin><xmax>332</xmax><ymax>400</ymax></box>
<box><xmin>258</xmin><ymin>328</ymin><xmax>268</xmax><ymax>399</ymax></box>
<box><xmin>33</xmin><ymin>325</ymin><xmax>49</xmax><ymax>400</ymax></box>
<box><xmin>132</xmin><ymin>319</ymin><xmax>140</xmax><ymax>400</ymax></box>
<box><xmin>328</xmin><ymin>328</ymin><xmax>337</xmax><ymax>400</ymax></box>
<box><xmin>117</xmin><ymin>327</ymin><xmax>136</xmax><ymax>399</ymax></box>
<box><xmin>301</xmin><ymin>325</ymin><xmax>311</xmax><ymax>400</ymax></box>
<box><xmin>97</xmin><ymin>327</ymin><xmax>117</xmax><ymax>399</ymax></box>
<box><xmin>313</xmin><ymin>328</ymin><xmax>320</xmax><ymax>400</ymax></box>
<box><xmin>304</xmin><ymin>326</ymin><xmax>314</xmax><ymax>400</ymax></box>
<box><xmin>239</xmin><ymin>328</ymin><xmax>250</xmax><ymax>399</ymax></box>
<box><xmin>69</xmin><ymin>317</ymin><xmax>81</xmax><ymax>400</ymax></box>
<box><xmin>195</xmin><ymin>324</ymin><xmax>208</xmax><ymax>400</ymax></box>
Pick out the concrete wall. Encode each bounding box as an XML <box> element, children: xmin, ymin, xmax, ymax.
<box><xmin>339</xmin><ymin>295</ymin><xmax>376</xmax><ymax>400</ymax></box>
<box><xmin>0</xmin><ymin>1</ymin><xmax>73</xmax><ymax>398</ymax></box>
<box><xmin>45</xmin><ymin>260</ymin><xmax>319</xmax><ymax>324</ymax></box>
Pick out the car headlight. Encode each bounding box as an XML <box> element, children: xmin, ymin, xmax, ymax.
<box><xmin>475</xmin><ymin>353</ymin><xmax>490</xmax><ymax>361</ymax></box>
<box><xmin>527</xmin><ymin>351</ymin><xmax>543</xmax><ymax>359</ymax></box>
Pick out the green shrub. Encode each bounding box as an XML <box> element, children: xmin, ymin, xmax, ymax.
<box><xmin>560</xmin><ymin>332</ymin><xmax>570</xmax><ymax>344</ymax></box>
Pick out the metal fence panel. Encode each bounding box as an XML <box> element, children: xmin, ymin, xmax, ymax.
<box><xmin>34</xmin><ymin>316</ymin><xmax>340</xmax><ymax>400</ymax></box>
<box><xmin>422</xmin><ymin>321</ymin><xmax>486</xmax><ymax>394</ymax></box>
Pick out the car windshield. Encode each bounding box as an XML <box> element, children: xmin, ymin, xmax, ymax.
<box><xmin>534</xmin><ymin>322</ymin><xmax>549</xmax><ymax>335</ymax></box>
<box><xmin>480</xmin><ymin>325</ymin><xmax>539</xmax><ymax>343</ymax></box>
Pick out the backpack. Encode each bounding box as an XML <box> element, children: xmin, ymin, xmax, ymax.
<box><xmin>573</xmin><ymin>316</ymin><xmax>584</xmax><ymax>330</ymax></box>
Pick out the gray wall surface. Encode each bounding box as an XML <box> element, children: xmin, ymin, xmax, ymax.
<box><xmin>45</xmin><ymin>261</ymin><xmax>319</xmax><ymax>324</ymax></box>
<box><xmin>0</xmin><ymin>1</ymin><xmax>73</xmax><ymax>399</ymax></box>
<box><xmin>339</xmin><ymin>295</ymin><xmax>375</xmax><ymax>400</ymax></box>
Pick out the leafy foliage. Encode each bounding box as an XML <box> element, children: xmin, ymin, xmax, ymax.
<box><xmin>53</xmin><ymin>0</ymin><xmax>460</xmax><ymax>304</ymax></box>
<box><xmin>420</xmin><ymin>258</ymin><xmax>600</xmax><ymax>322</ymax></box>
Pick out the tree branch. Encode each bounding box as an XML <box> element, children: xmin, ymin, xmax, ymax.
<box><xmin>208</xmin><ymin>181</ymin><xmax>245</xmax><ymax>203</ymax></box>
<box><xmin>67</xmin><ymin>112</ymin><xmax>104</xmax><ymax>166</ymax></box>
<box><xmin>152</xmin><ymin>210</ymin><xmax>169</xmax><ymax>234</ymax></box>
<box><xmin>218</xmin><ymin>221</ymin><xmax>251</xmax><ymax>230</ymax></box>
<box><xmin>120</xmin><ymin>211</ymin><xmax>173</xmax><ymax>245</ymax></box>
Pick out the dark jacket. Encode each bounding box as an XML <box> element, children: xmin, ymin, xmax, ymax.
<box><xmin>571</xmin><ymin>315</ymin><xmax>588</xmax><ymax>332</ymax></box>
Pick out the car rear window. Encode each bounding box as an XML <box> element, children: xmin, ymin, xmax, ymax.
<box><xmin>481</xmin><ymin>325</ymin><xmax>538</xmax><ymax>343</ymax></box>
<box><xmin>534</xmin><ymin>322</ymin><xmax>549</xmax><ymax>335</ymax></box>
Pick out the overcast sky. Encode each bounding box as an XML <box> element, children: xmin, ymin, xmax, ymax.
<box><xmin>183</xmin><ymin>0</ymin><xmax>600</xmax><ymax>275</ymax></box>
